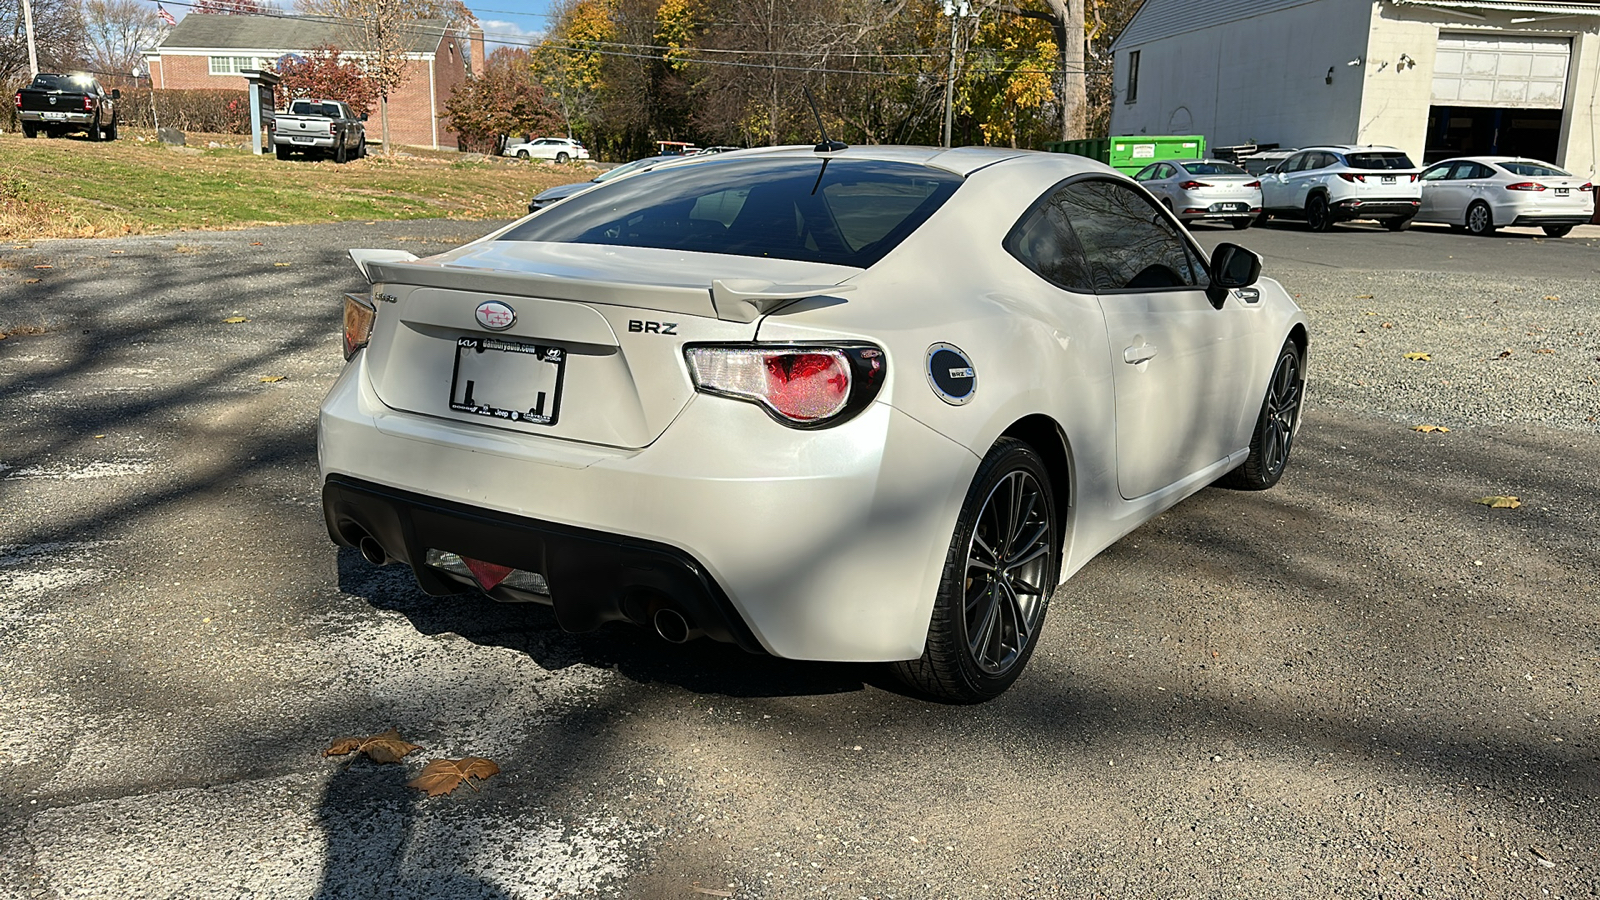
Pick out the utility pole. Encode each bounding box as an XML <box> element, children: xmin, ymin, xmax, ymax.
<box><xmin>941</xmin><ymin>0</ymin><xmax>976</xmax><ymax>149</ymax></box>
<box><xmin>21</xmin><ymin>0</ymin><xmax>39</xmax><ymax>77</ymax></box>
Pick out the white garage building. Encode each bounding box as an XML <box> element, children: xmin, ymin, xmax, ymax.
<box><xmin>1109</xmin><ymin>0</ymin><xmax>1600</xmax><ymax>172</ymax></box>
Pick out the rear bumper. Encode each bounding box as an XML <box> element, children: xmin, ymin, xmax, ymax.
<box><xmin>1332</xmin><ymin>198</ymin><xmax>1420</xmax><ymax>220</ymax></box>
<box><xmin>275</xmin><ymin>134</ymin><xmax>336</xmax><ymax>149</ymax></box>
<box><xmin>324</xmin><ymin>474</ymin><xmax>764</xmax><ymax>652</ymax></box>
<box><xmin>19</xmin><ymin>110</ymin><xmax>93</xmax><ymax>125</ymax></box>
<box><xmin>318</xmin><ymin>353</ymin><xmax>978</xmax><ymax>662</ymax></box>
<box><xmin>1509</xmin><ymin>214</ymin><xmax>1592</xmax><ymax>227</ymax></box>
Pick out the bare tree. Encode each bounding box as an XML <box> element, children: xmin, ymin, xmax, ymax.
<box><xmin>2</xmin><ymin>0</ymin><xmax>83</xmax><ymax>84</ymax></box>
<box><xmin>192</xmin><ymin>0</ymin><xmax>277</xmax><ymax>13</ymax></box>
<box><xmin>82</xmin><ymin>0</ymin><xmax>166</xmax><ymax>76</ymax></box>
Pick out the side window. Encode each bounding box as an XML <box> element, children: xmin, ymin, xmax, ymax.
<box><xmin>1056</xmin><ymin>180</ymin><xmax>1205</xmax><ymax>291</ymax></box>
<box><xmin>1134</xmin><ymin>164</ymin><xmax>1159</xmax><ymax>181</ymax></box>
<box><xmin>1420</xmin><ymin>164</ymin><xmax>1451</xmax><ymax>181</ymax></box>
<box><xmin>1158</xmin><ymin>164</ymin><xmax>1175</xmax><ymax>179</ymax></box>
<box><xmin>1004</xmin><ymin>191</ymin><xmax>1094</xmax><ymax>293</ymax></box>
<box><xmin>1470</xmin><ymin>163</ymin><xmax>1496</xmax><ymax>179</ymax></box>
<box><xmin>1283</xmin><ymin>154</ymin><xmax>1307</xmax><ymax>173</ymax></box>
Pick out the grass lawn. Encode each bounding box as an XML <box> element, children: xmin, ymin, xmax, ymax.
<box><xmin>0</xmin><ymin>128</ymin><xmax>592</xmax><ymax>240</ymax></box>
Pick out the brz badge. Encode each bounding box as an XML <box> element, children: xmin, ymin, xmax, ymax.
<box><xmin>474</xmin><ymin>300</ymin><xmax>516</xmax><ymax>330</ymax></box>
<box><xmin>926</xmin><ymin>343</ymin><xmax>976</xmax><ymax>405</ymax></box>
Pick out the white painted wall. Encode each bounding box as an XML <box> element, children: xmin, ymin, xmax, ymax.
<box><xmin>1363</xmin><ymin>3</ymin><xmax>1600</xmax><ymax>175</ymax></box>
<box><xmin>1110</xmin><ymin>0</ymin><xmax>1372</xmax><ymax>149</ymax></box>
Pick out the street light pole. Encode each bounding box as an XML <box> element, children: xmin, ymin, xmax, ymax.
<box><xmin>940</xmin><ymin>0</ymin><xmax>975</xmax><ymax>149</ymax></box>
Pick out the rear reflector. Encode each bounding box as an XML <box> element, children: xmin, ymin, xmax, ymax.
<box><xmin>425</xmin><ymin>549</ymin><xmax>550</xmax><ymax>595</ymax></box>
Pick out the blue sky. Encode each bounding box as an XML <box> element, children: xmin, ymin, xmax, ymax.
<box><xmin>147</xmin><ymin>0</ymin><xmax>556</xmax><ymax>53</ymax></box>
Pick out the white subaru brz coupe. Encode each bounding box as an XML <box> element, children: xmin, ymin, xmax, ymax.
<box><xmin>320</xmin><ymin>144</ymin><xmax>1309</xmax><ymax>702</ymax></box>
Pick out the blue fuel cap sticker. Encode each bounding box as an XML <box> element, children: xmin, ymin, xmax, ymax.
<box><xmin>927</xmin><ymin>343</ymin><xmax>976</xmax><ymax>405</ymax></box>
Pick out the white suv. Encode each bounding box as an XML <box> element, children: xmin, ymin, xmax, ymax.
<box><xmin>1259</xmin><ymin>145</ymin><xmax>1422</xmax><ymax>231</ymax></box>
<box><xmin>504</xmin><ymin>137</ymin><xmax>590</xmax><ymax>163</ymax></box>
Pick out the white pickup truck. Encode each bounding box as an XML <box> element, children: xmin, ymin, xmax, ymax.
<box><xmin>270</xmin><ymin>99</ymin><xmax>366</xmax><ymax>163</ymax></box>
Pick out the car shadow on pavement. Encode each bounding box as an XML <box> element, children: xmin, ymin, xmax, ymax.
<box><xmin>335</xmin><ymin>547</ymin><xmax>877</xmax><ymax>700</ymax></box>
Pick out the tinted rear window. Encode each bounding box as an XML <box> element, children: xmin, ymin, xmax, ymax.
<box><xmin>1500</xmin><ymin>161</ymin><xmax>1569</xmax><ymax>177</ymax></box>
<box><xmin>1346</xmin><ymin>152</ymin><xmax>1415</xmax><ymax>170</ymax></box>
<box><xmin>499</xmin><ymin>157</ymin><xmax>963</xmax><ymax>268</ymax></box>
<box><xmin>1183</xmin><ymin>162</ymin><xmax>1247</xmax><ymax>176</ymax></box>
<box><xmin>291</xmin><ymin>101</ymin><xmax>342</xmax><ymax>117</ymax></box>
<box><xmin>29</xmin><ymin>74</ymin><xmax>83</xmax><ymax>91</ymax></box>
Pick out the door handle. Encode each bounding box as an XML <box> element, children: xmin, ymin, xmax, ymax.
<box><xmin>1123</xmin><ymin>343</ymin><xmax>1158</xmax><ymax>365</ymax></box>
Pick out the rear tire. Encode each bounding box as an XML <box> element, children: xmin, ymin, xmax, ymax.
<box><xmin>1220</xmin><ymin>339</ymin><xmax>1304</xmax><ymax>491</ymax></box>
<box><xmin>516</xmin><ymin>149</ymin><xmax>529</xmax><ymax>159</ymax></box>
<box><xmin>1466</xmin><ymin>201</ymin><xmax>1496</xmax><ymax>236</ymax></box>
<box><xmin>1383</xmin><ymin>217</ymin><xmax>1411</xmax><ymax>232</ymax></box>
<box><xmin>275</xmin><ymin>144</ymin><xmax>290</xmax><ymax>160</ymax></box>
<box><xmin>1231</xmin><ymin>218</ymin><xmax>1253</xmax><ymax>230</ymax></box>
<box><xmin>1542</xmin><ymin>224</ymin><xmax>1573</xmax><ymax>238</ymax></box>
<box><xmin>1306</xmin><ymin>193</ymin><xmax>1333</xmax><ymax>232</ymax></box>
<box><xmin>892</xmin><ymin>438</ymin><xmax>1058</xmax><ymax>703</ymax></box>
<box><xmin>22</xmin><ymin>123</ymin><xmax>37</xmax><ymax>138</ymax></box>
<box><xmin>555</xmin><ymin>151</ymin><xmax>570</xmax><ymax>163</ymax></box>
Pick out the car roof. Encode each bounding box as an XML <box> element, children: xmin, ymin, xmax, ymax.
<box><xmin>669</xmin><ymin>144</ymin><xmax>1040</xmax><ymax>177</ymax></box>
<box><xmin>1299</xmin><ymin>144</ymin><xmax>1407</xmax><ymax>153</ymax></box>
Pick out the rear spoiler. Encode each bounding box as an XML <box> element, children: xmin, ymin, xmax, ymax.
<box><xmin>349</xmin><ymin>249</ymin><xmax>853</xmax><ymax>323</ymax></box>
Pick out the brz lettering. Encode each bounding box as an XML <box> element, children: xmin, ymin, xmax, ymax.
<box><xmin>628</xmin><ymin>320</ymin><xmax>678</xmax><ymax>335</ymax></box>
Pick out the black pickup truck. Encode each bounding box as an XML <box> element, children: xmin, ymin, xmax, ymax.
<box><xmin>14</xmin><ymin>73</ymin><xmax>120</xmax><ymax>140</ymax></box>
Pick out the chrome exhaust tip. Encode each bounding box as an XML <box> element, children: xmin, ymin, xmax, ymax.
<box><xmin>358</xmin><ymin>535</ymin><xmax>389</xmax><ymax>566</ymax></box>
<box><xmin>652</xmin><ymin>606</ymin><xmax>701</xmax><ymax>644</ymax></box>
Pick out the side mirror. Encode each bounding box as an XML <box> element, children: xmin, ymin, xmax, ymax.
<box><xmin>1207</xmin><ymin>242</ymin><xmax>1262</xmax><ymax>307</ymax></box>
<box><xmin>111</xmin><ymin>88</ymin><xmax>121</xmax><ymax>99</ymax></box>
<box><xmin>360</xmin><ymin>113</ymin><xmax>369</xmax><ymax>122</ymax></box>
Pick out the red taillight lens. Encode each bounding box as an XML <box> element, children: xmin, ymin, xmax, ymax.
<box><xmin>342</xmin><ymin>292</ymin><xmax>377</xmax><ymax>360</ymax></box>
<box><xmin>1178</xmin><ymin>181</ymin><xmax>1210</xmax><ymax>190</ymax></box>
<box><xmin>1338</xmin><ymin>173</ymin><xmax>1366</xmax><ymax>183</ymax></box>
<box><xmin>685</xmin><ymin>344</ymin><xmax>887</xmax><ymax>427</ymax></box>
<box><xmin>83</xmin><ymin>95</ymin><xmax>94</xmax><ymax>111</ymax></box>
<box><xmin>1244</xmin><ymin>180</ymin><xmax>1261</xmax><ymax>189</ymax></box>
<box><xmin>13</xmin><ymin>92</ymin><xmax>20</xmax><ymax>110</ymax></box>
<box><xmin>1580</xmin><ymin>182</ymin><xmax>1593</xmax><ymax>191</ymax></box>
<box><xmin>1506</xmin><ymin>182</ymin><xmax>1546</xmax><ymax>191</ymax></box>
<box><xmin>1408</xmin><ymin>174</ymin><xmax>1419</xmax><ymax>182</ymax></box>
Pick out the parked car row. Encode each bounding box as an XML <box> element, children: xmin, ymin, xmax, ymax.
<box><xmin>1183</xmin><ymin>144</ymin><xmax>1593</xmax><ymax>237</ymax></box>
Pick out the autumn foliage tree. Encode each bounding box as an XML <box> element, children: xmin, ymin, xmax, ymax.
<box><xmin>275</xmin><ymin>46</ymin><xmax>378</xmax><ymax>115</ymax></box>
<box><xmin>443</xmin><ymin>47</ymin><xmax>562</xmax><ymax>154</ymax></box>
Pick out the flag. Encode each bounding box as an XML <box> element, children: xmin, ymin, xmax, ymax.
<box><xmin>157</xmin><ymin>3</ymin><xmax>177</xmax><ymax>25</ymax></box>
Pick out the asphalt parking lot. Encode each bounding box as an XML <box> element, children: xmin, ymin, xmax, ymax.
<box><xmin>1</xmin><ymin>217</ymin><xmax>1598</xmax><ymax>899</ymax></box>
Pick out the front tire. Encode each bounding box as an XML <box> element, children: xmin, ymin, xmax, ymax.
<box><xmin>1221</xmin><ymin>339</ymin><xmax>1304</xmax><ymax>491</ymax></box>
<box><xmin>1306</xmin><ymin>193</ymin><xmax>1333</xmax><ymax>232</ymax></box>
<box><xmin>334</xmin><ymin>139</ymin><xmax>348</xmax><ymax>164</ymax></box>
<box><xmin>892</xmin><ymin>438</ymin><xmax>1058</xmax><ymax>703</ymax></box>
<box><xmin>1466</xmin><ymin>201</ymin><xmax>1496</xmax><ymax>236</ymax></box>
<box><xmin>516</xmin><ymin>149</ymin><xmax>530</xmax><ymax>159</ymax></box>
<box><xmin>1542</xmin><ymin>224</ymin><xmax>1573</xmax><ymax>238</ymax></box>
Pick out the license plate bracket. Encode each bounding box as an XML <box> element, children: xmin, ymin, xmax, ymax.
<box><xmin>449</xmin><ymin>337</ymin><xmax>565</xmax><ymax>426</ymax></box>
<box><xmin>1381</xmin><ymin>176</ymin><xmax>1396</xmax><ymax>184</ymax></box>
<box><xmin>42</xmin><ymin>111</ymin><xmax>66</xmax><ymax>120</ymax></box>
<box><xmin>1213</xmin><ymin>202</ymin><xmax>1245</xmax><ymax>212</ymax></box>
<box><xmin>1555</xmin><ymin>188</ymin><xmax>1569</xmax><ymax>196</ymax></box>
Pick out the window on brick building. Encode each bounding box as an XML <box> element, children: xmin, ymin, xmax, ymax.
<box><xmin>209</xmin><ymin>56</ymin><xmax>270</xmax><ymax>75</ymax></box>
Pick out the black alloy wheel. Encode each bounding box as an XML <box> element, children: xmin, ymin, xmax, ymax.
<box><xmin>1542</xmin><ymin>224</ymin><xmax>1573</xmax><ymax>238</ymax></box>
<box><xmin>894</xmin><ymin>438</ymin><xmax>1058</xmax><ymax>703</ymax></box>
<box><xmin>1306</xmin><ymin>194</ymin><xmax>1333</xmax><ymax>232</ymax></box>
<box><xmin>1466</xmin><ymin>201</ymin><xmax>1496</xmax><ymax>236</ymax></box>
<box><xmin>1222</xmin><ymin>339</ymin><xmax>1303</xmax><ymax>491</ymax></box>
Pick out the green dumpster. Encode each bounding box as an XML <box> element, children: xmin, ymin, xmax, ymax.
<box><xmin>1107</xmin><ymin>135</ymin><xmax>1206</xmax><ymax>175</ymax></box>
<box><xmin>1043</xmin><ymin>137</ymin><xmax>1110</xmax><ymax>164</ymax></box>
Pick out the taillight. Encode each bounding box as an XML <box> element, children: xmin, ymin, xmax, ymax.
<box><xmin>684</xmin><ymin>344</ymin><xmax>887</xmax><ymax>428</ymax></box>
<box><xmin>83</xmin><ymin>95</ymin><xmax>95</xmax><ymax>111</ymax></box>
<box><xmin>1178</xmin><ymin>181</ymin><xmax>1210</xmax><ymax>190</ymax></box>
<box><xmin>343</xmin><ymin>292</ymin><xmax>377</xmax><ymax>360</ymax></box>
<box><xmin>1244</xmin><ymin>180</ymin><xmax>1261</xmax><ymax>189</ymax></box>
<box><xmin>1338</xmin><ymin>173</ymin><xmax>1366</xmax><ymax>183</ymax></box>
<box><xmin>1505</xmin><ymin>182</ymin><xmax>1546</xmax><ymax>191</ymax></box>
<box><xmin>1580</xmin><ymin>182</ymin><xmax>1593</xmax><ymax>191</ymax></box>
<box><xmin>12</xmin><ymin>92</ymin><xmax>20</xmax><ymax>110</ymax></box>
<box><xmin>1408</xmin><ymin>174</ymin><xmax>1418</xmax><ymax>182</ymax></box>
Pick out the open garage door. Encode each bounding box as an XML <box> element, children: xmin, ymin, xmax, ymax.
<box><xmin>1425</xmin><ymin>33</ymin><xmax>1571</xmax><ymax>163</ymax></box>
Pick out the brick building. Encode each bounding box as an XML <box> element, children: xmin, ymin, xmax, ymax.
<box><xmin>143</xmin><ymin>13</ymin><xmax>486</xmax><ymax>149</ymax></box>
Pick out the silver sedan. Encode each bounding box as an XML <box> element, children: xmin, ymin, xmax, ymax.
<box><xmin>1133</xmin><ymin>159</ymin><xmax>1263</xmax><ymax>229</ymax></box>
<box><xmin>1415</xmin><ymin>156</ymin><xmax>1594</xmax><ymax>237</ymax></box>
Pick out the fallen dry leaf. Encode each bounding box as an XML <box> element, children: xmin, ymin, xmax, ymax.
<box><xmin>222</xmin><ymin>316</ymin><xmax>248</xmax><ymax>324</ymax></box>
<box><xmin>32</xmin><ymin>264</ymin><xmax>53</xmax><ymax>270</ymax></box>
<box><xmin>1496</xmin><ymin>350</ymin><xmax>1513</xmax><ymax>359</ymax></box>
<box><xmin>23</xmin><ymin>278</ymin><xmax>40</xmax><ymax>284</ymax></box>
<box><xmin>1535</xmin><ymin>348</ymin><xmax>1554</xmax><ymax>354</ymax></box>
<box><xmin>1381</xmin><ymin>322</ymin><xmax>1394</xmax><ymax>328</ymax></box>
<box><xmin>323</xmin><ymin>727</ymin><xmax>421</xmax><ymax>764</ymax></box>
<box><xmin>1474</xmin><ymin>496</ymin><xmax>1522</xmax><ymax>509</ymax></box>
<box><xmin>273</xmin><ymin>262</ymin><xmax>291</xmax><ymax>267</ymax></box>
<box><xmin>250</xmin><ymin>241</ymin><xmax>263</xmax><ymax>246</ymax></box>
<box><xmin>1543</xmin><ymin>295</ymin><xmax>1560</xmax><ymax>301</ymax></box>
<box><xmin>1403</xmin><ymin>352</ymin><xmax>1432</xmax><ymax>361</ymax></box>
<box><xmin>1355</xmin><ymin>294</ymin><xmax>1374</xmax><ymax>299</ymax></box>
<box><xmin>258</xmin><ymin>375</ymin><xmax>287</xmax><ymax>383</ymax></box>
<box><xmin>1412</xmin><ymin>425</ymin><xmax>1450</xmax><ymax>433</ymax></box>
<box><xmin>407</xmin><ymin>757</ymin><xmax>500</xmax><ymax>797</ymax></box>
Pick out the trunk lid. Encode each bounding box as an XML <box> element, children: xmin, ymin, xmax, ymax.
<box><xmin>360</xmin><ymin>242</ymin><xmax>859</xmax><ymax>450</ymax></box>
